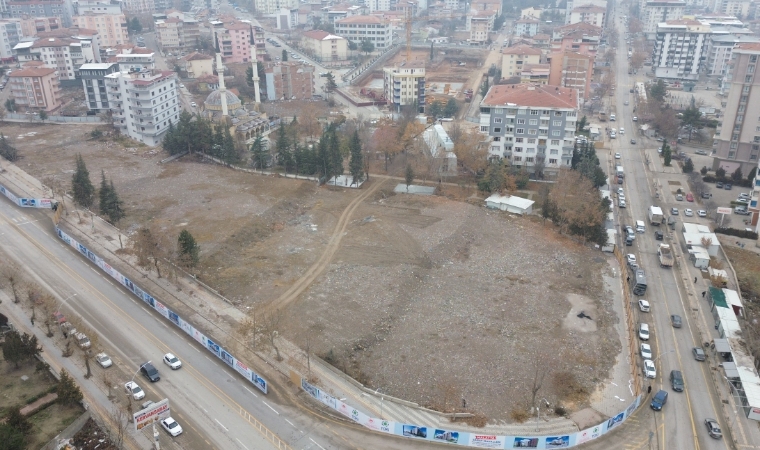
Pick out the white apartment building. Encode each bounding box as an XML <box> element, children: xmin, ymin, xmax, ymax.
<box><xmin>514</xmin><ymin>18</ymin><xmax>539</xmax><ymax>36</ymax></box>
<box><xmin>0</xmin><ymin>20</ymin><xmax>22</xmax><ymax>60</ymax></box>
<box><xmin>569</xmin><ymin>4</ymin><xmax>606</xmax><ymax>27</ymax></box>
<box><xmin>653</xmin><ymin>20</ymin><xmax>711</xmax><ymax>80</ymax></box>
<box><xmin>714</xmin><ymin>0</ymin><xmax>750</xmax><ymax>18</ymax></box>
<box><xmin>71</xmin><ymin>0</ymin><xmax>126</xmax><ymax>48</ymax></box>
<box><xmin>73</xmin><ymin>0</ymin><xmax>122</xmax><ymax>15</ymax></box>
<box><xmin>122</xmin><ymin>0</ymin><xmax>154</xmax><ymax>15</ymax></box>
<box><xmin>366</xmin><ymin>0</ymin><xmax>391</xmax><ymax>13</ymax></box>
<box><xmin>256</xmin><ymin>0</ymin><xmax>298</xmax><ymax>15</ymax></box>
<box><xmin>116</xmin><ymin>52</ymin><xmax>154</xmax><ymax>71</ymax></box>
<box><xmin>31</xmin><ymin>36</ymin><xmax>100</xmax><ymax>80</ymax></box>
<box><xmin>383</xmin><ymin>62</ymin><xmax>425</xmax><ymax>111</ymax></box>
<box><xmin>706</xmin><ymin>33</ymin><xmax>760</xmax><ymax>77</ymax></box>
<box><xmin>105</xmin><ymin>69</ymin><xmax>180</xmax><ymax>146</ymax></box>
<box><xmin>642</xmin><ymin>0</ymin><xmax>686</xmax><ymax>38</ymax></box>
<box><xmin>335</xmin><ymin>15</ymin><xmax>392</xmax><ymax>49</ymax></box>
<box><xmin>479</xmin><ymin>84</ymin><xmax>579</xmax><ymax>176</ymax></box>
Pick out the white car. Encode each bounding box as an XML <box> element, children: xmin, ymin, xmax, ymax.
<box><xmin>190</xmin><ymin>102</ymin><xmax>197</xmax><ymax>107</ymax></box>
<box><xmin>179</xmin><ymin>83</ymin><xmax>185</xmax><ymax>88</ymax></box>
<box><xmin>619</xmin><ymin>199</ymin><xmax>626</xmax><ymax>208</ymax></box>
<box><xmin>125</xmin><ymin>381</ymin><xmax>145</xmax><ymax>400</ymax></box>
<box><xmin>617</xmin><ymin>188</ymin><xmax>624</xmax><ymax>195</ymax></box>
<box><xmin>684</xmin><ymin>209</ymin><xmax>694</xmax><ymax>217</ymax></box>
<box><xmin>640</xmin><ymin>343</ymin><xmax>653</xmax><ymax>359</ymax></box>
<box><xmin>638</xmin><ymin>299</ymin><xmax>650</xmax><ymax>312</ymax></box>
<box><xmin>643</xmin><ymin>359</ymin><xmax>656</xmax><ymax>378</ymax></box>
<box><xmin>632</xmin><ymin>116</ymin><xmax>638</xmax><ymax>121</ymax></box>
<box><xmin>96</xmin><ymin>352</ymin><xmax>113</xmax><ymax>368</ymax></box>
<box><xmin>615</xmin><ymin>153</ymin><xmax>621</xmax><ymax>159</ymax></box>
<box><xmin>626</xmin><ymin>254</ymin><xmax>637</xmax><ymax>265</ymax></box>
<box><xmin>639</xmin><ymin>323</ymin><xmax>650</xmax><ymax>340</ymax></box>
<box><xmin>163</xmin><ymin>353</ymin><xmax>182</xmax><ymax>370</ymax></box>
<box><xmin>697</xmin><ymin>210</ymin><xmax>707</xmax><ymax>217</ymax></box>
<box><xmin>160</xmin><ymin>417</ymin><xmax>183</xmax><ymax>437</ymax></box>
<box><xmin>619</xmin><ymin>127</ymin><xmax>625</xmax><ymax>135</ymax></box>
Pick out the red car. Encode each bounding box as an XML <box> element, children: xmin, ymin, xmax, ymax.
<box><xmin>686</xmin><ymin>193</ymin><xmax>694</xmax><ymax>202</ymax></box>
<box><xmin>52</xmin><ymin>311</ymin><xmax>66</xmax><ymax>324</ymax></box>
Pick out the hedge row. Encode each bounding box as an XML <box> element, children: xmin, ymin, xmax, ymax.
<box><xmin>702</xmin><ymin>176</ymin><xmax>753</xmax><ymax>188</ymax></box>
<box><xmin>715</xmin><ymin>227</ymin><xmax>758</xmax><ymax>240</ymax></box>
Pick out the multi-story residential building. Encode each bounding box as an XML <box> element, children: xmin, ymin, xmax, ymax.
<box><xmin>569</xmin><ymin>4</ymin><xmax>606</xmax><ymax>26</ymax></box>
<box><xmin>515</xmin><ymin>18</ymin><xmax>539</xmax><ymax>36</ymax></box>
<box><xmin>520</xmin><ymin>6</ymin><xmax>542</xmax><ymax>19</ymax></box>
<box><xmin>122</xmin><ymin>0</ymin><xmax>154</xmax><ymax>15</ymax></box>
<box><xmin>155</xmin><ymin>18</ymin><xmax>181</xmax><ymax>49</ymax></box>
<box><xmin>565</xmin><ymin>0</ymin><xmax>607</xmax><ymax>23</ymax></box>
<box><xmin>74</xmin><ymin>0</ymin><xmax>123</xmax><ymax>15</ymax></box>
<box><xmin>714</xmin><ymin>0</ymin><xmax>750</xmax><ymax>18</ymax></box>
<box><xmin>468</xmin><ymin>10</ymin><xmax>495</xmax><ymax>42</ymax></box>
<box><xmin>383</xmin><ymin>62</ymin><xmax>425</xmax><ymax>111</ymax></box>
<box><xmin>706</xmin><ymin>33</ymin><xmax>760</xmax><ymax>77</ymax></box>
<box><xmin>71</xmin><ymin>11</ymin><xmax>127</xmax><ymax>47</ymax></box>
<box><xmin>264</xmin><ymin>61</ymin><xmax>314</xmax><ymax>101</ymax></box>
<box><xmin>8</xmin><ymin>67</ymin><xmax>61</xmax><ymax>112</ymax></box>
<box><xmin>213</xmin><ymin>21</ymin><xmax>253</xmax><ymax>63</ymax></box>
<box><xmin>8</xmin><ymin>0</ymin><xmax>74</xmax><ymax>27</ymax></box>
<box><xmin>300</xmin><ymin>30</ymin><xmax>348</xmax><ymax>62</ymax></box>
<box><xmin>116</xmin><ymin>51</ymin><xmax>154</xmax><ymax>71</ymax></box>
<box><xmin>79</xmin><ymin>62</ymin><xmax>118</xmax><ymax>110</ymax></box>
<box><xmin>533</xmin><ymin>33</ymin><xmax>551</xmax><ymax>49</ymax></box>
<box><xmin>713</xmin><ymin>42</ymin><xmax>760</xmax><ymax>174</ymax></box>
<box><xmin>749</xmin><ymin>159</ymin><xmax>760</xmax><ymax>229</ymax></box>
<box><xmin>31</xmin><ymin>35</ymin><xmax>99</xmax><ymax>80</ymax></box>
<box><xmin>335</xmin><ymin>15</ymin><xmax>392</xmax><ymax>49</ymax></box>
<box><xmin>520</xmin><ymin>63</ymin><xmax>550</xmax><ymax>84</ymax></box>
<box><xmin>548</xmin><ymin>50</ymin><xmax>593</xmax><ymax>99</ymax></box>
<box><xmin>19</xmin><ymin>16</ymin><xmax>62</xmax><ymax>36</ymax></box>
<box><xmin>479</xmin><ymin>84</ymin><xmax>579</xmax><ymax>176</ymax></box>
<box><xmin>551</xmin><ymin>22</ymin><xmax>601</xmax><ymax>56</ymax></box>
<box><xmin>652</xmin><ymin>20</ymin><xmax>711</xmax><ymax>80</ymax></box>
<box><xmin>256</xmin><ymin>0</ymin><xmax>298</xmax><ymax>15</ymax></box>
<box><xmin>642</xmin><ymin>0</ymin><xmax>686</xmax><ymax>38</ymax></box>
<box><xmin>181</xmin><ymin>52</ymin><xmax>212</xmax><ymax>78</ymax></box>
<box><xmin>366</xmin><ymin>0</ymin><xmax>392</xmax><ymax>13</ymax></box>
<box><xmin>0</xmin><ymin>20</ymin><xmax>21</xmax><ymax>60</ymax></box>
<box><xmin>104</xmin><ymin>69</ymin><xmax>180</xmax><ymax>146</ymax></box>
<box><xmin>501</xmin><ymin>44</ymin><xmax>542</xmax><ymax>79</ymax></box>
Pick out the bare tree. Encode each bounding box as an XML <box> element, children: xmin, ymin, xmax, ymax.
<box><xmin>132</xmin><ymin>225</ymin><xmax>172</xmax><ymax>278</ymax></box>
<box><xmin>260</xmin><ymin>310</ymin><xmax>283</xmax><ymax>361</ymax></box>
<box><xmin>107</xmin><ymin>405</ymin><xmax>128</xmax><ymax>449</ymax></box>
<box><xmin>102</xmin><ymin>371</ymin><xmax>115</xmax><ymax>399</ymax></box>
<box><xmin>0</xmin><ymin>263</ymin><xmax>23</xmax><ymax>303</ymax></box>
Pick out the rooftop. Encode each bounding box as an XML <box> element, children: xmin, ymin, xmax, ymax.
<box><xmin>482</xmin><ymin>84</ymin><xmax>578</xmax><ymax>109</ymax></box>
<box><xmin>572</xmin><ymin>4</ymin><xmax>606</xmax><ymax>12</ymax></box>
<box><xmin>556</xmin><ymin>22</ymin><xmax>602</xmax><ymax>34</ymax></box>
<box><xmin>516</xmin><ymin>18</ymin><xmax>539</xmax><ymax>23</ymax></box>
<box><xmin>31</xmin><ymin>37</ymin><xmax>75</xmax><ymax>48</ymax></box>
<box><xmin>9</xmin><ymin>67</ymin><xmax>57</xmax><ymax>77</ymax></box>
<box><xmin>502</xmin><ymin>44</ymin><xmax>542</xmax><ymax>55</ymax></box>
<box><xmin>182</xmin><ymin>51</ymin><xmax>213</xmax><ymax>61</ymax></box>
<box><xmin>735</xmin><ymin>42</ymin><xmax>760</xmax><ymax>52</ymax></box>
<box><xmin>336</xmin><ymin>15</ymin><xmax>384</xmax><ymax>25</ymax></box>
<box><xmin>302</xmin><ymin>30</ymin><xmax>345</xmax><ymax>40</ymax></box>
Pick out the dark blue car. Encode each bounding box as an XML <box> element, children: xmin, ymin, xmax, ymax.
<box><xmin>651</xmin><ymin>390</ymin><xmax>668</xmax><ymax>411</ymax></box>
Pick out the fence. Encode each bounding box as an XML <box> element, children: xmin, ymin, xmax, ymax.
<box><xmin>5</xmin><ymin>113</ymin><xmax>103</xmax><ymax>123</ymax></box>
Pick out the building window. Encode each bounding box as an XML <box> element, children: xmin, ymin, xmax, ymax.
<box><xmin>526</xmin><ymin>157</ymin><xmax>534</xmax><ymax>162</ymax></box>
<box><xmin>529</xmin><ymin>119</ymin><xmax>538</xmax><ymax>125</ymax></box>
<box><xmin>528</xmin><ymin>138</ymin><xmax>536</xmax><ymax>144</ymax></box>
<box><xmin>553</xmin><ymin>120</ymin><xmax>562</xmax><ymax>126</ymax></box>
<box><xmin>516</xmin><ymin>128</ymin><xmax>524</xmax><ymax>134</ymax></box>
<box><xmin>493</xmin><ymin>127</ymin><xmax>501</xmax><ymax>133</ymax></box>
<box><xmin>515</xmin><ymin>137</ymin><xmax>524</xmax><ymax>142</ymax></box>
<box><xmin>549</xmin><ymin>158</ymin><xmax>558</xmax><ymax>164</ymax></box>
<box><xmin>552</xmin><ymin>130</ymin><xmax>561</xmax><ymax>136</ymax></box>
<box><xmin>514</xmin><ymin>147</ymin><xmax>523</xmax><ymax>152</ymax></box>
<box><xmin>528</xmin><ymin>129</ymin><xmax>537</xmax><ymax>135</ymax></box>
<box><xmin>551</xmin><ymin>139</ymin><xmax>560</xmax><ymax>145</ymax></box>
<box><xmin>517</xmin><ymin>119</ymin><xmax>525</xmax><ymax>124</ymax></box>
<box><xmin>480</xmin><ymin>126</ymin><xmax>488</xmax><ymax>132</ymax></box>
<box><xmin>514</xmin><ymin>156</ymin><xmax>522</xmax><ymax>161</ymax></box>
<box><xmin>530</xmin><ymin>110</ymin><xmax>539</xmax><ymax>115</ymax></box>
<box><xmin>750</xmin><ymin>65</ymin><xmax>756</xmax><ymax>74</ymax></box>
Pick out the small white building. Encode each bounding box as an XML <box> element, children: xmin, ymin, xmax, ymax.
<box><xmin>689</xmin><ymin>246</ymin><xmax>711</xmax><ymax>268</ymax></box>
<box><xmin>423</xmin><ymin>124</ymin><xmax>457</xmax><ymax>176</ymax></box>
<box><xmin>485</xmin><ymin>194</ymin><xmax>535</xmax><ymax>215</ymax></box>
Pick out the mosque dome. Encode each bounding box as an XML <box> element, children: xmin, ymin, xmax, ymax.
<box><xmin>203</xmin><ymin>89</ymin><xmax>242</xmax><ymax>112</ymax></box>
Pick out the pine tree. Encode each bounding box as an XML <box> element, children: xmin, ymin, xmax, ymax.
<box><xmin>177</xmin><ymin>229</ymin><xmax>200</xmax><ymax>268</ymax></box>
<box><xmin>328</xmin><ymin>127</ymin><xmax>343</xmax><ymax>182</ymax></box>
<box><xmin>105</xmin><ymin>180</ymin><xmax>125</xmax><ymax>224</ymax></box>
<box><xmin>405</xmin><ymin>164</ymin><xmax>414</xmax><ymax>191</ymax></box>
<box><xmin>222</xmin><ymin>125</ymin><xmax>236</xmax><ymax>163</ymax></box>
<box><xmin>348</xmin><ymin>130</ymin><xmax>363</xmax><ymax>185</ymax></box>
<box><xmin>275</xmin><ymin>123</ymin><xmax>291</xmax><ymax>170</ymax></box>
<box><xmin>99</xmin><ymin>170</ymin><xmax>111</xmax><ymax>214</ymax></box>
<box><xmin>250</xmin><ymin>134</ymin><xmax>268</xmax><ymax>170</ymax></box>
<box><xmin>57</xmin><ymin>369</ymin><xmax>83</xmax><ymax>405</ymax></box>
<box><xmin>72</xmin><ymin>154</ymin><xmax>95</xmax><ymax>209</ymax></box>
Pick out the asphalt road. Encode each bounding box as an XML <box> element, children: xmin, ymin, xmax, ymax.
<box><xmin>605</xmin><ymin>12</ymin><xmax>731</xmax><ymax>450</ymax></box>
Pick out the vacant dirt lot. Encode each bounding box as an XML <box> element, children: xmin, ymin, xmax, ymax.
<box><xmin>8</xmin><ymin>122</ymin><xmax>618</xmax><ymax>421</ymax></box>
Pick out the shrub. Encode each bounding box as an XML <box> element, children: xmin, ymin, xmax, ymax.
<box><xmin>715</xmin><ymin>228</ymin><xmax>758</xmax><ymax>240</ymax></box>
<box><xmin>509</xmin><ymin>407</ymin><xmax>530</xmax><ymax>423</ymax></box>
<box><xmin>700</xmin><ymin>166</ymin><xmax>708</xmax><ymax>175</ymax></box>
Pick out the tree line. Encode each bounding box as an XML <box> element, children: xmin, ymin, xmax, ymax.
<box><xmin>162</xmin><ymin>112</ymin><xmax>241</xmax><ymax>164</ymax></box>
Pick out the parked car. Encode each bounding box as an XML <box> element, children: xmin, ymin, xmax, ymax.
<box><xmin>630</xmin><ymin>139</ymin><xmax>636</xmax><ymax>144</ymax></box>
<box><xmin>125</xmin><ymin>381</ymin><xmax>145</xmax><ymax>400</ymax></box>
<box><xmin>654</xmin><ymin>230</ymin><xmax>663</xmax><ymax>240</ymax></box>
<box><xmin>701</xmin><ymin>192</ymin><xmax>711</xmax><ymax>199</ymax></box>
<box><xmin>705</xmin><ymin>419</ymin><xmax>722</xmax><ymax>439</ymax></box>
<box><xmin>640</xmin><ymin>343</ymin><xmax>652</xmax><ymax>358</ymax></box>
<box><xmin>693</xmin><ymin>347</ymin><xmax>706</xmax><ymax>361</ymax></box>
<box><xmin>160</xmin><ymin>417</ymin><xmax>183</xmax><ymax>437</ymax></box>
<box><xmin>695</xmin><ymin>149</ymin><xmax>707</xmax><ymax>155</ymax></box>
<box><xmin>638</xmin><ymin>299</ymin><xmax>650</xmax><ymax>312</ymax></box>
<box><xmin>684</xmin><ymin>208</ymin><xmax>694</xmax><ymax>217</ymax></box>
<box><xmin>626</xmin><ymin>254</ymin><xmax>637</xmax><ymax>265</ymax></box>
<box><xmin>698</xmin><ymin>210</ymin><xmax>707</xmax><ymax>217</ymax></box>
<box><xmin>686</xmin><ymin>193</ymin><xmax>694</xmax><ymax>202</ymax></box>
<box><xmin>725</xmin><ymin>183</ymin><xmax>732</xmax><ymax>190</ymax></box>
<box><xmin>671</xmin><ymin>314</ymin><xmax>682</xmax><ymax>328</ymax></box>
<box><xmin>96</xmin><ymin>353</ymin><xmax>113</xmax><ymax>368</ymax></box>
<box><xmin>619</xmin><ymin>199</ymin><xmax>627</xmax><ymax>208</ymax></box>
<box><xmin>163</xmin><ymin>353</ymin><xmax>182</xmax><ymax>370</ymax></box>
<box><xmin>644</xmin><ymin>359</ymin><xmax>656</xmax><ymax>378</ymax></box>
<box><xmin>615</xmin><ymin>152</ymin><xmax>621</xmax><ymax>159</ymax></box>
<box><xmin>651</xmin><ymin>390</ymin><xmax>668</xmax><ymax>410</ymax></box>
<box><xmin>716</xmin><ymin>182</ymin><xmax>724</xmax><ymax>188</ymax></box>
<box><xmin>632</xmin><ymin>116</ymin><xmax>638</xmax><ymax>121</ymax></box>
<box><xmin>141</xmin><ymin>362</ymin><xmax>160</xmax><ymax>382</ymax></box>
<box><xmin>676</xmin><ymin>194</ymin><xmax>684</xmax><ymax>201</ymax></box>
<box><xmin>639</xmin><ymin>323</ymin><xmax>650</xmax><ymax>340</ymax></box>
<box><xmin>671</xmin><ymin>207</ymin><xmax>679</xmax><ymax>215</ymax></box>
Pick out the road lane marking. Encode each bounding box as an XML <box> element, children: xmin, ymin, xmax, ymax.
<box><xmin>262</xmin><ymin>401</ymin><xmax>279</xmax><ymax>415</ymax></box>
<box><xmin>215</xmin><ymin>418</ymin><xmax>228</xmax><ymax>431</ymax></box>
<box><xmin>243</xmin><ymin>386</ymin><xmax>258</xmax><ymax>398</ymax></box>
<box><xmin>309</xmin><ymin>438</ymin><xmax>326</xmax><ymax>450</ymax></box>
<box><xmin>236</xmin><ymin>438</ymin><xmax>249</xmax><ymax>450</ymax></box>
<box><xmin>285</xmin><ymin>418</ymin><xmax>297</xmax><ymax>429</ymax></box>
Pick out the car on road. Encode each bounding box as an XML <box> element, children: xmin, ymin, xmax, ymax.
<box><xmin>619</xmin><ymin>127</ymin><xmax>625</xmax><ymax>134</ymax></box>
<box><xmin>639</xmin><ymin>323</ymin><xmax>650</xmax><ymax>340</ymax></box>
<box><xmin>617</xmin><ymin>187</ymin><xmax>624</xmax><ymax>195</ymax></box>
<box><xmin>179</xmin><ymin>84</ymin><xmax>184</xmax><ymax>88</ymax></box>
<box><xmin>671</xmin><ymin>314</ymin><xmax>682</xmax><ymax>328</ymax></box>
<box><xmin>725</xmin><ymin>183</ymin><xmax>732</xmax><ymax>190</ymax></box>
<box><xmin>632</xmin><ymin>116</ymin><xmax>638</xmax><ymax>121</ymax></box>
<box><xmin>651</xmin><ymin>390</ymin><xmax>668</xmax><ymax>410</ymax></box>
<box><xmin>654</xmin><ymin>230</ymin><xmax>663</xmax><ymax>240</ymax></box>
<box><xmin>625</xmin><ymin>225</ymin><xmax>636</xmax><ymax>239</ymax></box>
<box><xmin>615</xmin><ymin>152</ymin><xmax>621</xmax><ymax>159</ymax></box>
<box><xmin>141</xmin><ymin>362</ymin><xmax>160</xmax><ymax>382</ymax></box>
<box><xmin>705</xmin><ymin>419</ymin><xmax>722</xmax><ymax>439</ymax></box>
<box><xmin>630</xmin><ymin>139</ymin><xmax>636</xmax><ymax>144</ymax></box>
<box><xmin>619</xmin><ymin>199</ymin><xmax>626</xmax><ymax>208</ymax></box>
<box><xmin>640</xmin><ymin>343</ymin><xmax>652</xmax><ymax>358</ymax></box>
<box><xmin>638</xmin><ymin>299</ymin><xmax>650</xmax><ymax>312</ymax></box>
<box><xmin>190</xmin><ymin>102</ymin><xmax>197</xmax><ymax>107</ymax></box>
<box><xmin>671</xmin><ymin>207</ymin><xmax>679</xmax><ymax>215</ymax></box>
<box><xmin>716</xmin><ymin>182</ymin><xmax>724</xmax><ymax>188</ymax></box>
<box><xmin>626</xmin><ymin>254</ymin><xmax>637</xmax><ymax>265</ymax></box>
<box><xmin>695</xmin><ymin>149</ymin><xmax>708</xmax><ymax>155</ymax></box>
<box><xmin>160</xmin><ymin>417</ymin><xmax>183</xmax><ymax>437</ymax></box>
<box><xmin>96</xmin><ymin>353</ymin><xmax>112</xmax><ymax>368</ymax></box>
<box><xmin>124</xmin><ymin>381</ymin><xmax>145</xmax><ymax>400</ymax></box>
<box><xmin>693</xmin><ymin>347</ymin><xmax>706</xmax><ymax>361</ymax></box>
<box><xmin>643</xmin><ymin>359</ymin><xmax>656</xmax><ymax>378</ymax></box>
<box><xmin>163</xmin><ymin>353</ymin><xmax>182</xmax><ymax>370</ymax></box>
<box><xmin>624</xmin><ymin>100</ymin><xmax>629</xmax><ymax>105</ymax></box>
<box><xmin>686</xmin><ymin>193</ymin><xmax>694</xmax><ymax>202</ymax></box>
<box><xmin>670</xmin><ymin>370</ymin><xmax>684</xmax><ymax>392</ymax></box>
<box><xmin>684</xmin><ymin>208</ymin><xmax>693</xmax><ymax>216</ymax></box>
<box><xmin>697</xmin><ymin>210</ymin><xmax>707</xmax><ymax>217</ymax></box>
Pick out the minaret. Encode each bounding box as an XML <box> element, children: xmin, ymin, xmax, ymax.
<box><xmin>215</xmin><ymin>52</ymin><xmax>228</xmax><ymax>117</ymax></box>
<box><xmin>249</xmin><ymin>26</ymin><xmax>261</xmax><ymax>105</ymax></box>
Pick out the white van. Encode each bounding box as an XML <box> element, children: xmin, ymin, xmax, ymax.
<box><xmin>620</xmin><ymin>127</ymin><xmax>625</xmax><ymax>134</ymax></box>
<box><xmin>636</xmin><ymin>220</ymin><xmax>646</xmax><ymax>233</ymax></box>
<box><xmin>610</xmin><ymin>113</ymin><xmax>616</xmax><ymax>121</ymax></box>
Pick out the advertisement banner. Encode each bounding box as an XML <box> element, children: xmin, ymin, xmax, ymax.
<box><xmin>544</xmin><ymin>435</ymin><xmax>571</xmax><ymax>448</ymax></box>
<box><xmin>432</xmin><ymin>428</ymin><xmax>460</xmax><ymax>444</ymax></box>
<box><xmin>133</xmin><ymin>398</ymin><xmax>170</xmax><ymax>430</ymax></box>
<box><xmin>365</xmin><ymin>417</ymin><xmax>393</xmax><ymax>434</ymax></box>
<box><xmin>717</xmin><ymin>207</ymin><xmax>733</xmax><ymax>215</ymax></box>
<box><xmin>469</xmin><ymin>434</ymin><xmax>506</xmax><ymax>448</ymax></box>
<box><xmin>154</xmin><ymin>300</ymin><xmax>170</xmax><ymax>319</ymax></box>
<box><xmin>575</xmin><ymin>424</ymin><xmax>603</xmax><ymax>444</ymax></box>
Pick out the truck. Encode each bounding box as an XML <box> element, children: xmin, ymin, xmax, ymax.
<box><xmin>633</xmin><ymin>269</ymin><xmax>647</xmax><ymax>295</ymax></box>
<box><xmin>599</xmin><ymin>111</ymin><xmax>607</xmax><ymax>122</ymax></box>
<box><xmin>648</xmin><ymin>206</ymin><xmax>663</xmax><ymax>225</ymax></box>
<box><xmin>464</xmin><ymin>89</ymin><xmax>473</xmax><ymax>102</ymax></box>
<box><xmin>657</xmin><ymin>243</ymin><xmax>674</xmax><ymax>267</ymax></box>
<box><xmin>616</xmin><ymin>165</ymin><xmax>624</xmax><ymax>179</ymax></box>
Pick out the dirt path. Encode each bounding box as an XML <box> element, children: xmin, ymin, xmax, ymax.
<box><xmin>264</xmin><ymin>177</ymin><xmax>387</xmax><ymax>312</ymax></box>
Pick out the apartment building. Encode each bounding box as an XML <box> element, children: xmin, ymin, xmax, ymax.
<box><xmin>548</xmin><ymin>51</ymin><xmax>593</xmax><ymax>99</ymax></box>
<box><xmin>213</xmin><ymin>21</ymin><xmax>253</xmax><ymax>63</ymax></box>
<box><xmin>256</xmin><ymin>0</ymin><xmax>298</xmax><ymax>15</ymax></box>
<box><xmin>713</xmin><ymin>43</ymin><xmax>760</xmax><ymax>174</ymax></box>
<box><xmin>515</xmin><ymin>18</ymin><xmax>540</xmax><ymax>37</ymax></box>
<box><xmin>564</xmin><ymin>0</ymin><xmax>607</xmax><ymax>23</ymax></box>
<box><xmin>300</xmin><ymin>30</ymin><xmax>348</xmax><ymax>62</ymax></box>
<box><xmin>479</xmin><ymin>84</ymin><xmax>579</xmax><ymax>176</ymax></box>
<box><xmin>469</xmin><ymin>11</ymin><xmax>495</xmax><ymax>42</ymax></box>
<box><xmin>642</xmin><ymin>0</ymin><xmax>686</xmax><ymax>38</ymax></box>
<box><xmin>181</xmin><ymin>52</ymin><xmax>212</xmax><ymax>78</ymax></box>
<box><xmin>749</xmin><ymin>159</ymin><xmax>760</xmax><ymax>229</ymax></box>
<box><xmin>31</xmin><ymin>35</ymin><xmax>100</xmax><ymax>80</ymax></box>
<box><xmin>520</xmin><ymin>64</ymin><xmax>550</xmax><ymax>84</ymax></box>
<box><xmin>551</xmin><ymin>22</ymin><xmax>601</xmax><ymax>56</ymax></box>
<box><xmin>71</xmin><ymin>12</ymin><xmax>127</xmax><ymax>47</ymax></box>
<box><xmin>105</xmin><ymin>69</ymin><xmax>180</xmax><ymax>146</ymax></box>
<box><xmin>501</xmin><ymin>44</ymin><xmax>542</xmax><ymax>79</ymax></box>
<box><xmin>19</xmin><ymin>17</ymin><xmax>62</xmax><ymax>36</ymax></box>
<box><xmin>706</xmin><ymin>33</ymin><xmax>760</xmax><ymax>77</ymax></box>
<box><xmin>8</xmin><ymin>0</ymin><xmax>74</xmax><ymax>27</ymax></box>
<box><xmin>0</xmin><ymin>20</ymin><xmax>21</xmax><ymax>60</ymax></box>
<box><xmin>569</xmin><ymin>4</ymin><xmax>606</xmax><ymax>27</ymax></box>
<box><xmin>79</xmin><ymin>61</ymin><xmax>118</xmax><ymax>110</ymax></box>
<box><xmin>652</xmin><ymin>20</ymin><xmax>711</xmax><ymax>80</ymax></box>
<box><xmin>264</xmin><ymin>61</ymin><xmax>314</xmax><ymax>101</ymax></box>
<box><xmin>383</xmin><ymin>62</ymin><xmax>425</xmax><ymax>111</ymax></box>
<box><xmin>8</xmin><ymin>67</ymin><xmax>61</xmax><ymax>112</ymax></box>
<box><xmin>335</xmin><ymin>15</ymin><xmax>392</xmax><ymax>49</ymax></box>
<box><xmin>714</xmin><ymin>0</ymin><xmax>750</xmax><ymax>18</ymax></box>
<box><xmin>122</xmin><ymin>0</ymin><xmax>154</xmax><ymax>15</ymax></box>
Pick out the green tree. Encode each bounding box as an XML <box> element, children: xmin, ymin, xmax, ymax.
<box><xmin>748</xmin><ymin>166</ymin><xmax>757</xmax><ymax>181</ymax></box>
<box><xmin>98</xmin><ymin>170</ymin><xmax>112</xmax><ymax>216</ymax></box>
<box><xmin>282</xmin><ymin>49</ymin><xmax>288</xmax><ymax>61</ymax></box>
<box><xmin>130</xmin><ymin>17</ymin><xmax>142</xmax><ymax>32</ymax></box>
<box><xmin>443</xmin><ymin>98</ymin><xmax>459</xmax><ymax>118</ymax></box>
<box><xmin>57</xmin><ymin>369</ymin><xmax>83</xmax><ymax>406</ymax></box>
<box><xmin>2</xmin><ymin>330</ymin><xmax>24</xmax><ymax>368</ymax></box>
<box><xmin>104</xmin><ymin>180</ymin><xmax>125</xmax><ymax>224</ymax></box>
<box><xmin>275</xmin><ymin>123</ymin><xmax>291</xmax><ymax>169</ymax></box>
<box><xmin>683</xmin><ymin>158</ymin><xmax>694</xmax><ymax>173</ymax></box>
<box><xmin>480</xmin><ymin>77</ymin><xmax>489</xmax><ymax>97</ymax></box>
<box><xmin>72</xmin><ymin>154</ymin><xmax>95</xmax><ymax>209</ymax></box>
<box><xmin>250</xmin><ymin>134</ymin><xmax>268</xmax><ymax>169</ymax></box>
<box><xmin>680</xmin><ymin>104</ymin><xmax>702</xmax><ymax>141</ymax></box>
<box><xmin>428</xmin><ymin>100</ymin><xmax>443</xmax><ymax>118</ymax></box>
<box><xmin>0</xmin><ymin>133</ymin><xmax>18</xmax><ymax>161</ymax></box>
<box><xmin>324</xmin><ymin>72</ymin><xmax>337</xmax><ymax>93</ymax></box>
<box><xmin>430</xmin><ymin>42</ymin><xmax>434</xmax><ymax>61</ymax></box>
<box><xmin>479</xmin><ymin>161</ymin><xmax>505</xmax><ymax>192</ymax></box>
<box><xmin>662</xmin><ymin>142</ymin><xmax>672</xmax><ymax>166</ymax></box>
<box><xmin>6</xmin><ymin>406</ymin><xmax>31</xmax><ymax>435</ymax></box>
<box><xmin>0</xmin><ymin>423</ymin><xmax>26</xmax><ymax>450</ymax></box>
<box><xmin>649</xmin><ymin>79</ymin><xmax>667</xmax><ymax>103</ymax></box>
<box><xmin>177</xmin><ymin>229</ymin><xmax>200</xmax><ymax>268</ymax></box>
<box><xmin>700</xmin><ymin>166</ymin><xmax>708</xmax><ymax>175</ymax></box>
<box><xmin>716</xmin><ymin>167</ymin><xmax>726</xmax><ymax>179</ymax></box>
<box><xmin>4</xmin><ymin>98</ymin><xmax>16</xmax><ymax>112</ymax></box>
<box><xmin>348</xmin><ymin>40</ymin><xmax>358</xmax><ymax>51</ymax></box>
<box><xmin>731</xmin><ymin>167</ymin><xmax>743</xmax><ymax>182</ymax></box>
<box><xmin>38</xmin><ymin>110</ymin><xmax>48</xmax><ymax>122</ymax></box>
<box><xmin>360</xmin><ymin>39</ymin><xmax>375</xmax><ymax>54</ymax></box>
<box><xmin>405</xmin><ymin>164</ymin><xmax>414</xmax><ymax>191</ymax></box>
<box><xmin>348</xmin><ymin>130</ymin><xmax>363</xmax><ymax>185</ymax></box>
<box><xmin>577</xmin><ymin>115</ymin><xmax>587</xmax><ymax>132</ymax></box>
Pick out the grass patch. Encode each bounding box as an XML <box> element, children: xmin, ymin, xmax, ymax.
<box><xmin>25</xmin><ymin>402</ymin><xmax>84</xmax><ymax>449</ymax></box>
<box><xmin>724</xmin><ymin>246</ymin><xmax>760</xmax><ymax>298</ymax></box>
<box><xmin>0</xmin><ymin>360</ymin><xmax>57</xmax><ymax>416</ymax></box>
